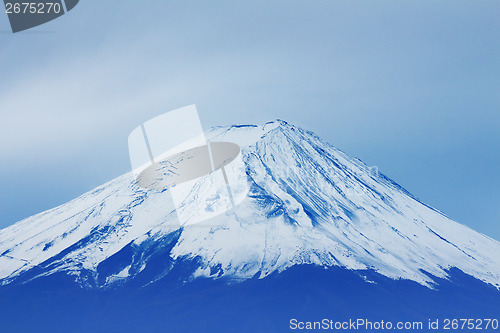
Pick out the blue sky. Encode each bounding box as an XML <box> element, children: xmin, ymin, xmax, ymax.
<box><xmin>0</xmin><ymin>1</ymin><xmax>499</xmax><ymax>240</ymax></box>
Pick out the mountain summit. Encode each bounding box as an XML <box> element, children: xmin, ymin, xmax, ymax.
<box><xmin>1</xmin><ymin>120</ymin><xmax>499</xmax><ymax>291</ymax></box>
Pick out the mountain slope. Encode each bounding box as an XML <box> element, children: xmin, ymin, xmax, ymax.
<box><xmin>1</xmin><ymin>120</ymin><xmax>499</xmax><ymax>290</ymax></box>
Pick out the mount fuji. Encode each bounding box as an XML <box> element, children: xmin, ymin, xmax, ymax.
<box><xmin>1</xmin><ymin>120</ymin><xmax>499</xmax><ymax>332</ymax></box>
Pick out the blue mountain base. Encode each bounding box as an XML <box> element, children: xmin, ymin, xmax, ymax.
<box><xmin>0</xmin><ymin>265</ymin><xmax>499</xmax><ymax>333</ymax></box>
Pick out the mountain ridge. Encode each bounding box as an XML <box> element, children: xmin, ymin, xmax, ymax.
<box><xmin>1</xmin><ymin>120</ymin><xmax>499</xmax><ymax>290</ymax></box>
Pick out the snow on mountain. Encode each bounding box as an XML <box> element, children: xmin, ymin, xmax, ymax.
<box><xmin>1</xmin><ymin>120</ymin><xmax>499</xmax><ymax>289</ymax></box>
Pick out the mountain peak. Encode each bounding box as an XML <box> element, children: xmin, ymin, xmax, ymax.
<box><xmin>1</xmin><ymin>120</ymin><xmax>499</xmax><ymax>290</ymax></box>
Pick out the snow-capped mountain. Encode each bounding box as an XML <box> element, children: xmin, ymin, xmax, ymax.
<box><xmin>1</xmin><ymin>120</ymin><xmax>499</xmax><ymax>291</ymax></box>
